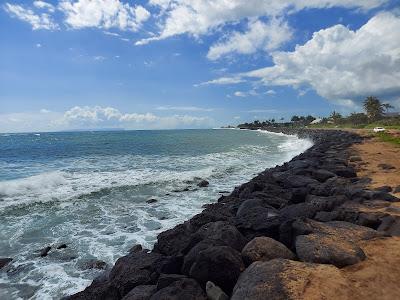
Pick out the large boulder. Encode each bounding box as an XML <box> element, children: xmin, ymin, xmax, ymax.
<box><xmin>283</xmin><ymin>175</ymin><xmax>319</xmax><ymax>188</ymax></box>
<box><xmin>190</xmin><ymin>221</ymin><xmax>246</xmax><ymax>251</ymax></box>
<box><xmin>295</xmin><ymin>233</ymin><xmax>366</xmax><ymax>267</ymax></box>
<box><xmin>189</xmin><ymin>246</ymin><xmax>245</xmax><ymax>294</ymax></box>
<box><xmin>231</xmin><ymin>259</ymin><xmax>349</xmax><ymax>300</ymax></box>
<box><xmin>241</xmin><ymin>237</ymin><xmax>295</xmax><ymax>265</ymax></box>
<box><xmin>292</xmin><ymin>219</ymin><xmax>380</xmax><ymax>243</ymax></box>
<box><xmin>153</xmin><ymin>224</ymin><xmax>193</xmax><ymax>256</ymax></box>
<box><xmin>108</xmin><ymin>251</ymin><xmax>166</xmax><ymax>297</ymax></box>
<box><xmin>150</xmin><ymin>279</ymin><xmax>206</xmax><ymax>300</ymax></box>
<box><xmin>0</xmin><ymin>258</ymin><xmax>12</xmax><ymax>269</ymax></box>
<box><xmin>122</xmin><ymin>285</ymin><xmax>156</xmax><ymax>300</ymax></box>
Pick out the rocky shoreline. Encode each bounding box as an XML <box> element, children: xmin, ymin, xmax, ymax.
<box><xmin>67</xmin><ymin>129</ymin><xmax>399</xmax><ymax>300</ymax></box>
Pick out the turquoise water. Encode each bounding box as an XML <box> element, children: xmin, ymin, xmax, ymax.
<box><xmin>0</xmin><ymin>129</ymin><xmax>312</xmax><ymax>299</ymax></box>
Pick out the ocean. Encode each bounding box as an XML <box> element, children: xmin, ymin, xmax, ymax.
<box><xmin>0</xmin><ymin>129</ymin><xmax>312</xmax><ymax>299</ymax></box>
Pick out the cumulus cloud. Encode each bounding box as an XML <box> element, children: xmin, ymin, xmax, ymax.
<box><xmin>59</xmin><ymin>0</ymin><xmax>150</xmax><ymax>31</ymax></box>
<box><xmin>4</xmin><ymin>3</ymin><xmax>58</xmax><ymax>30</ymax></box>
<box><xmin>207</xmin><ymin>18</ymin><xmax>292</xmax><ymax>60</ymax></box>
<box><xmin>139</xmin><ymin>0</ymin><xmax>387</xmax><ymax>47</ymax></box>
<box><xmin>195</xmin><ymin>76</ymin><xmax>245</xmax><ymax>86</ymax></box>
<box><xmin>0</xmin><ymin>106</ymin><xmax>214</xmax><ymax>133</ymax></box>
<box><xmin>208</xmin><ymin>12</ymin><xmax>400</xmax><ymax>106</ymax></box>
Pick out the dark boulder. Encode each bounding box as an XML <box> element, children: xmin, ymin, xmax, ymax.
<box><xmin>129</xmin><ymin>245</ymin><xmax>143</xmax><ymax>254</ymax></box>
<box><xmin>57</xmin><ymin>244</ymin><xmax>67</xmax><ymax>249</ymax></box>
<box><xmin>312</xmin><ymin>169</ymin><xmax>336</xmax><ymax>182</ymax></box>
<box><xmin>197</xmin><ymin>180</ymin><xmax>209</xmax><ymax>187</ymax></box>
<box><xmin>283</xmin><ymin>175</ymin><xmax>319</xmax><ymax>188</ymax></box>
<box><xmin>235</xmin><ymin>209</ymin><xmax>282</xmax><ymax>240</ymax></box>
<box><xmin>154</xmin><ymin>224</ymin><xmax>193</xmax><ymax>256</ymax></box>
<box><xmin>80</xmin><ymin>259</ymin><xmax>108</xmax><ymax>270</ymax></box>
<box><xmin>190</xmin><ymin>221</ymin><xmax>246</xmax><ymax>252</ymax></box>
<box><xmin>122</xmin><ymin>285</ymin><xmax>157</xmax><ymax>300</ymax></box>
<box><xmin>374</xmin><ymin>186</ymin><xmax>393</xmax><ymax>193</ymax></box>
<box><xmin>156</xmin><ymin>274</ymin><xmax>187</xmax><ymax>290</ymax></box>
<box><xmin>295</xmin><ymin>233</ymin><xmax>366</xmax><ymax>267</ymax></box>
<box><xmin>40</xmin><ymin>246</ymin><xmax>52</xmax><ymax>257</ymax></box>
<box><xmin>150</xmin><ymin>279</ymin><xmax>207</xmax><ymax>300</ymax></box>
<box><xmin>108</xmin><ymin>251</ymin><xmax>166</xmax><ymax>297</ymax></box>
<box><xmin>0</xmin><ymin>258</ymin><xmax>12</xmax><ymax>269</ymax></box>
<box><xmin>241</xmin><ymin>237</ymin><xmax>295</xmax><ymax>265</ymax></box>
<box><xmin>146</xmin><ymin>198</ymin><xmax>158</xmax><ymax>204</ymax></box>
<box><xmin>189</xmin><ymin>246</ymin><xmax>245</xmax><ymax>294</ymax></box>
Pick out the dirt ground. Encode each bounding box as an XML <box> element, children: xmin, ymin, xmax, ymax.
<box><xmin>350</xmin><ymin>129</ymin><xmax>400</xmax><ymax>196</ymax></box>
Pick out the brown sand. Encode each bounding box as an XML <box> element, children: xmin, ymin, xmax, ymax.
<box><xmin>301</xmin><ymin>130</ymin><xmax>400</xmax><ymax>300</ymax></box>
<box><xmin>350</xmin><ymin>129</ymin><xmax>400</xmax><ymax>196</ymax></box>
<box><xmin>336</xmin><ymin>130</ymin><xmax>400</xmax><ymax>300</ymax></box>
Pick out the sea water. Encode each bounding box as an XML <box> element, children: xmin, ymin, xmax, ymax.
<box><xmin>0</xmin><ymin>129</ymin><xmax>312</xmax><ymax>299</ymax></box>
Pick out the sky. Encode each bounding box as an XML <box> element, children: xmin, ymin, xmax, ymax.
<box><xmin>0</xmin><ymin>0</ymin><xmax>399</xmax><ymax>132</ymax></box>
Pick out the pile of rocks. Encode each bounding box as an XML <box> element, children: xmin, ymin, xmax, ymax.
<box><xmin>67</xmin><ymin>129</ymin><xmax>399</xmax><ymax>300</ymax></box>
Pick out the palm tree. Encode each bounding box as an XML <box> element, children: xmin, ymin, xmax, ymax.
<box><xmin>330</xmin><ymin>111</ymin><xmax>342</xmax><ymax>124</ymax></box>
<box><xmin>363</xmin><ymin>96</ymin><xmax>384</xmax><ymax>120</ymax></box>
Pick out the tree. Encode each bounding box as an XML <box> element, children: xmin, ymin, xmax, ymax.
<box><xmin>347</xmin><ymin>112</ymin><xmax>368</xmax><ymax>125</ymax></box>
<box><xmin>305</xmin><ymin>115</ymin><xmax>316</xmax><ymax>124</ymax></box>
<box><xmin>330</xmin><ymin>111</ymin><xmax>342</xmax><ymax>124</ymax></box>
<box><xmin>291</xmin><ymin>115</ymin><xmax>300</xmax><ymax>122</ymax></box>
<box><xmin>363</xmin><ymin>96</ymin><xmax>384</xmax><ymax>120</ymax></box>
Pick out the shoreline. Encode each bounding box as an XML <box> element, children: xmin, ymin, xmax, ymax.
<box><xmin>67</xmin><ymin>128</ymin><xmax>400</xmax><ymax>300</ymax></box>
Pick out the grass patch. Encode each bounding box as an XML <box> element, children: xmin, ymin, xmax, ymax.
<box><xmin>375</xmin><ymin>132</ymin><xmax>400</xmax><ymax>146</ymax></box>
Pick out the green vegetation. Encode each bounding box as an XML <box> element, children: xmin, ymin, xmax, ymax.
<box><xmin>375</xmin><ymin>132</ymin><xmax>400</xmax><ymax>146</ymax></box>
<box><xmin>237</xmin><ymin>96</ymin><xmax>400</xmax><ymax>131</ymax></box>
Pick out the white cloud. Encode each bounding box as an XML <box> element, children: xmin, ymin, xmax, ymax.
<box><xmin>93</xmin><ymin>55</ymin><xmax>106</xmax><ymax>61</ymax></box>
<box><xmin>4</xmin><ymin>3</ymin><xmax>58</xmax><ymax>30</ymax></box>
<box><xmin>33</xmin><ymin>1</ymin><xmax>55</xmax><ymax>12</ymax></box>
<box><xmin>234</xmin><ymin>91</ymin><xmax>246</xmax><ymax>97</ymax></box>
<box><xmin>0</xmin><ymin>106</ymin><xmax>214</xmax><ymax>132</ymax></box>
<box><xmin>246</xmin><ymin>109</ymin><xmax>278</xmax><ymax>113</ymax></box>
<box><xmin>266</xmin><ymin>89</ymin><xmax>276</xmax><ymax>95</ymax></box>
<box><xmin>156</xmin><ymin>106</ymin><xmax>214</xmax><ymax>112</ymax></box>
<box><xmin>196</xmin><ymin>76</ymin><xmax>244</xmax><ymax>86</ymax></box>
<box><xmin>209</xmin><ymin>12</ymin><xmax>400</xmax><ymax>106</ymax></box>
<box><xmin>59</xmin><ymin>0</ymin><xmax>150</xmax><ymax>31</ymax></box>
<box><xmin>139</xmin><ymin>0</ymin><xmax>387</xmax><ymax>47</ymax></box>
<box><xmin>207</xmin><ymin>18</ymin><xmax>292</xmax><ymax>60</ymax></box>
<box><xmin>36</xmin><ymin>43</ymin><xmax>42</xmax><ymax>48</ymax></box>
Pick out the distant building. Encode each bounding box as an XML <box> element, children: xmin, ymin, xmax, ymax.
<box><xmin>310</xmin><ymin>118</ymin><xmax>322</xmax><ymax>124</ymax></box>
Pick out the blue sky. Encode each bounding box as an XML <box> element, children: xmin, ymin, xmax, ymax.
<box><xmin>0</xmin><ymin>0</ymin><xmax>399</xmax><ymax>132</ymax></box>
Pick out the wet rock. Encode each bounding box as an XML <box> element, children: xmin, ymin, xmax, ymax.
<box><xmin>206</xmin><ymin>281</ymin><xmax>229</xmax><ymax>300</ymax></box>
<box><xmin>146</xmin><ymin>198</ymin><xmax>158</xmax><ymax>204</ymax></box>
<box><xmin>189</xmin><ymin>246</ymin><xmax>245</xmax><ymax>294</ymax></box>
<box><xmin>122</xmin><ymin>285</ymin><xmax>157</xmax><ymax>300</ymax></box>
<box><xmin>150</xmin><ymin>278</ymin><xmax>206</xmax><ymax>300</ymax></box>
<box><xmin>295</xmin><ymin>233</ymin><xmax>366</xmax><ymax>267</ymax></box>
<box><xmin>241</xmin><ymin>237</ymin><xmax>295</xmax><ymax>265</ymax></box>
<box><xmin>39</xmin><ymin>246</ymin><xmax>52</xmax><ymax>257</ymax></box>
<box><xmin>235</xmin><ymin>210</ymin><xmax>281</xmax><ymax>240</ymax></box>
<box><xmin>197</xmin><ymin>180</ymin><xmax>209</xmax><ymax>187</ymax></box>
<box><xmin>81</xmin><ymin>259</ymin><xmax>108</xmax><ymax>270</ymax></box>
<box><xmin>67</xmin><ymin>282</ymin><xmax>119</xmax><ymax>300</ymax></box>
<box><xmin>378</xmin><ymin>163</ymin><xmax>395</xmax><ymax>170</ymax></box>
<box><xmin>57</xmin><ymin>244</ymin><xmax>67</xmax><ymax>249</ymax></box>
<box><xmin>249</xmin><ymin>192</ymin><xmax>288</xmax><ymax>209</ymax></box>
<box><xmin>129</xmin><ymin>244</ymin><xmax>143</xmax><ymax>253</ymax></box>
<box><xmin>156</xmin><ymin>274</ymin><xmax>187</xmax><ymax>290</ymax></box>
<box><xmin>182</xmin><ymin>240</ymin><xmax>223</xmax><ymax>275</ymax></box>
<box><xmin>0</xmin><ymin>258</ymin><xmax>12</xmax><ymax>269</ymax></box>
<box><xmin>108</xmin><ymin>251</ymin><xmax>166</xmax><ymax>297</ymax></box>
<box><xmin>231</xmin><ymin>259</ymin><xmax>349</xmax><ymax>300</ymax></box>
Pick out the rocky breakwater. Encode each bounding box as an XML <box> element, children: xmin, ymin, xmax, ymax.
<box><xmin>67</xmin><ymin>129</ymin><xmax>399</xmax><ymax>300</ymax></box>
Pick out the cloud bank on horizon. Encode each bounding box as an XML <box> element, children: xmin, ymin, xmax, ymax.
<box><xmin>2</xmin><ymin>0</ymin><xmax>400</xmax><ymax>132</ymax></box>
